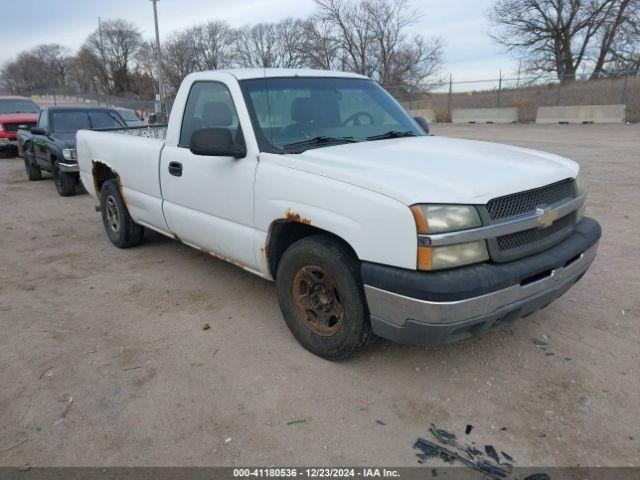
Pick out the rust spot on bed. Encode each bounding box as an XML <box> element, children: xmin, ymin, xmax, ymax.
<box><xmin>284</xmin><ymin>208</ymin><xmax>311</xmax><ymax>225</ymax></box>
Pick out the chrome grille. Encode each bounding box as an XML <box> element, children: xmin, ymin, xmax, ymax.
<box><xmin>496</xmin><ymin>213</ymin><xmax>575</xmax><ymax>251</ymax></box>
<box><xmin>487</xmin><ymin>179</ymin><xmax>575</xmax><ymax>221</ymax></box>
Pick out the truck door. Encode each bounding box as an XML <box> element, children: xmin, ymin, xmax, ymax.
<box><xmin>33</xmin><ymin>110</ymin><xmax>51</xmax><ymax>169</ymax></box>
<box><xmin>160</xmin><ymin>79</ymin><xmax>259</xmax><ymax>270</ymax></box>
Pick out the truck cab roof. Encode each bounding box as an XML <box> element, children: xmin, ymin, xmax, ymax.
<box><xmin>189</xmin><ymin>68</ymin><xmax>369</xmax><ymax>81</ymax></box>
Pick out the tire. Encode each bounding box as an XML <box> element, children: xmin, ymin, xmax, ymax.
<box><xmin>23</xmin><ymin>145</ymin><xmax>42</xmax><ymax>181</ymax></box>
<box><xmin>53</xmin><ymin>162</ymin><xmax>77</xmax><ymax>196</ymax></box>
<box><xmin>99</xmin><ymin>178</ymin><xmax>144</xmax><ymax>248</ymax></box>
<box><xmin>276</xmin><ymin>235</ymin><xmax>372</xmax><ymax>360</ymax></box>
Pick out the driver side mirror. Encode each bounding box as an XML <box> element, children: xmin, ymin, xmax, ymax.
<box><xmin>30</xmin><ymin>127</ymin><xmax>46</xmax><ymax>136</ymax></box>
<box><xmin>413</xmin><ymin>116</ymin><xmax>429</xmax><ymax>135</ymax></box>
<box><xmin>190</xmin><ymin>127</ymin><xmax>246</xmax><ymax>158</ymax></box>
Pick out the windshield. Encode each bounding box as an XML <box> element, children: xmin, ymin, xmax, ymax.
<box><xmin>117</xmin><ymin>109</ymin><xmax>141</xmax><ymax>121</ymax></box>
<box><xmin>240</xmin><ymin>77</ymin><xmax>423</xmax><ymax>153</ymax></box>
<box><xmin>0</xmin><ymin>99</ymin><xmax>39</xmax><ymax>114</ymax></box>
<box><xmin>51</xmin><ymin>110</ymin><xmax>123</xmax><ymax>133</ymax></box>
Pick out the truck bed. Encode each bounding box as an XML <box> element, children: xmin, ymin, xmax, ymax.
<box><xmin>76</xmin><ymin>125</ymin><xmax>169</xmax><ymax>233</ymax></box>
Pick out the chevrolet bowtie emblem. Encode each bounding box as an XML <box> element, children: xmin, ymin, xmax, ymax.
<box><xmin>536</xmin><ymin>207</ymin><xmax>559</xmax><ymax>229</ymax></box>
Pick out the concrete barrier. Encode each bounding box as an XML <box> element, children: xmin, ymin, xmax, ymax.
<box><xmin>452</xmin><ymin>108</ymin><xmax>519</xmax><ymax>124</ymax></box>
<box><xmin>536</xmin><ymin>104</ymin><xmax>626</xmax><ymax>124</ymax></box>
<box><xmin>408</xmin><ymin>108</ymin><xmax>436</xmax><ymax>124</ymax></box>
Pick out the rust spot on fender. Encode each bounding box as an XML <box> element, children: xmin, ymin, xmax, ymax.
<box><xmin>118</xmin><ymin>183</ymin><xmax>129</xmax><ymax>210</ymax></box>
<box><xmin>261</xmin><ymin>244</ymin><xmax>270</xmax><ymax>260</ymax></box>
<box><xmin>284</xmin><ymin>208</ymin><xmax>311</xmax><ymax>225</ymax></box>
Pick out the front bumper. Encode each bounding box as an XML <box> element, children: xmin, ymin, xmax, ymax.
<box><xmin>362</xmin><ymin>217</ymin><xmax>601</xmax><ymax>346</ymax></box>
<box><xmin>58</xmin><ymin>162</ymin><xmax>79</xmax><ymax>173</ymax></box>
<box><xmin>0</xmin><ymin>138</ymin><xmax>17</xmax><ymax>148</ymax></box>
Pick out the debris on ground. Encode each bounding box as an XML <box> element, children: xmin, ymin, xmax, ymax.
<box><xmin>1</xmin><ymin>438</ymin><xmax>28</xmax><ymax>452</ymax></box>
<box><xmin>286</xmin><ymin>417</ymin><xmax>309</xmax><ymax>425</ymax></box>
<box><xmin>202</xmin><ymin>323</ymin><xmax>211</xmax><ymax>331</ymax></box>
<box><xmin>532</xmin><ymin>339</ymin><xmax>548</xmax><ymax>350</ymax></box>
<box><xmin>485</xmin><ymin>444</ymin><xmax>500</xmax><ymax>463</ymax></box>
<box><xmin>524</xmin><ymin>475</ymin><xmax>550</xmax><ymax>480</ymax></box>
<box><xmin>413</xmin><ymin>423</ymin><xmax>547</xmax><ymax>480</ymax></box>
<box><xmin>38</xmin><ymin>366</ymin><xmax>53</xmax><ymax>380</ymax></box>
<box><xmin>53</xmin><ymin>396</ymin><xmax>73</xmax><ymax>426</ymax></box>
<box><xmin>123</xmin><ymin>366</ymin><xmax>142</xmax><ymax>371</ymax></box>
<box><xmin>375</xmin><ymin>420</ymin><xmax>387</xmax><ymax>426</ymax></box>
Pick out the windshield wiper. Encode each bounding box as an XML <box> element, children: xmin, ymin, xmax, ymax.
<box><xmin>366</xmin><ymin>130</ymin><xmax>416</xmax><ymax>141</ymax></box>
<box><xmin>282</xmin><ymin>136</ymin><xmax>360</xmax><ymax>152</ymax></box>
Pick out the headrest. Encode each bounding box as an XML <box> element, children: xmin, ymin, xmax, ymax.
<box><xmin>202</xmin><ymin>101</ymin><xmax>232</xmax><ymax>127</ymax></box>
<box><xmin>291</xmin><ymin>97</ymin><xmax>314</xmax><ymax>123</ymax></box>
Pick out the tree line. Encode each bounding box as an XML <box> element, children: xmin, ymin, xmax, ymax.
<box><xmin>0</xmin><ymin>0</ymin><xmax>443</xmax><ymax>100</ymax></box>
<box><xmin>489</xmin><ymin>0</ymin><xmax>640</xmax><ymax>80</ymax></box>
<box><xmin>2</xmin><ymin>0</ymin><xmax>637</xmax><ymax>101</ymax></box>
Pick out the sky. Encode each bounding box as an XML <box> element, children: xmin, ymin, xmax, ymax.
<box><xmin>1</xmin><ymin>0</ymin><xmax>519</xmax><ymax>86</ymax></box>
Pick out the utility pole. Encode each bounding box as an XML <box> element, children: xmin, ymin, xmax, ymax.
<box><xmin>150</xmin><ymin>0</ymin><xmax>163</xmax><ymax>119</ymax></box>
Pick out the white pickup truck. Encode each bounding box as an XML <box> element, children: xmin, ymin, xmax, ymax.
<box><xmin>77</xmin><ymin>69</ymin><xmax>601</xmax><ymax>359</ymax></box>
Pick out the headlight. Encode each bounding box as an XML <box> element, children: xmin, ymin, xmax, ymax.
<box><xmin>429</xmin><ymin>241</ymin><xmax>489</xmax><ymax>270</ymax></box>
<box><xmin>410</xmin><ymin>205</ymin><xmax>482</xmax><ymax>234</ymax></box>
<box><xmin>411</xmin><ymin>204</ymin><xmax>488</xmax><ymax>270</ymax></box>
<box><xmin>62</xmin><ymin>148</ymin><xmax>77</xmax><ymax>161</ymax></box>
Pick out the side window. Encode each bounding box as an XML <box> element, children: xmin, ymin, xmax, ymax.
<box><xmin>179</xmin><ymin>81</ymin><xmax>239</xmax><ymax>147</ymax></box>
<box><xmin>39</xmin><ymin>111</ymin><xmax>49</xmax><ymax>132</ymax></box>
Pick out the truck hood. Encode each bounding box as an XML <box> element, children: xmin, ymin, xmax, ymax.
<box><xmin>51</xmin><ymin>132</ymin><xmax>76</xmax><ymax>149</ymax></box>
<box><xmin>0</xmin><ymin>113</ymin><xmax>38</xmax><ymax>123</ymax></box>
<box><xmin>274</xmin><ymin>136</ymin><xmax>579</xmax><ymax>205</ymax></box>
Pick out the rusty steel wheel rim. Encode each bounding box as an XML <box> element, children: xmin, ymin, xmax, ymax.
<box><xmin>292</xmin><ymin>265</ymin><xmax>345</xmax><ymax>336</ymax></box>
<box><xmin>105</xmin><ymin>195</ymin><xmax>120</xmax><ymax>233</ymax></box>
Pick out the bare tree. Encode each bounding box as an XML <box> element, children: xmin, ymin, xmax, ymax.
<box><xmin>591</xmin><ymin>0</ymin><xmax>640</xmax><ymax>76</ymax></box>
<box><xmin>488</xmin><ymin>0</ymin><xmax>640</xmax><ymax>80</ymax></box>
<box><xmin>84</xmin><ymin>19</ymin><xmax>143</xmax><ymax>94</ymax></box>
<box><xmin>236</xmin><ymin>18</ymin><xmax>308</xmax><ymax>68</ymax></box>
<box><xmin>300</xmin><ymin>18</ymin><xmax>341</xmax><ymax>70</ymax></box>
<box><xmin>160</xmin><ymin>21</ymin><xmax>237</xmax><ymax>93</ymax></box>
<box><xmin>1</xmin><ymin>44</ymin><xmax>71</xmax><ymax>93</ymax></box>
<box><xmin>68</xmin><ymin>46</ymin><xmax>103</xmax><ymax>94</ymax></box>
<box><xmin>312</xmin><ymin>0</ymin><xmax>443</xmax><ymax>88</ymax></box>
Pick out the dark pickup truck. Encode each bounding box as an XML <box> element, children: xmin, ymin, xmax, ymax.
<box><xmin>18</xmin><ymin>106</ymin><xmax>125</xmax><ymax>196</ymax></box>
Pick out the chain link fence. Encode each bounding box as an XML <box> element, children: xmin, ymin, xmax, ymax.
<box><xmin>25</xmin><ymin>88</ymin><xmax>156</xmax><ymax>118</ymax></box>
<box><xmin>390</xmin><ymin>72</ymin><xmax>639</xmax><ymax>123</ymax></box>
<box><xmin>20</xmin><ymin>73</ymin><xmax>640</xmax><ymax>124</ymax></box>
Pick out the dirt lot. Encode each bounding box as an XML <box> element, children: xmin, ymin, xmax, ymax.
<box><xmin>0</xmin><ymin>125</ymin><xmax>638</xmax><ymax>468</ymax></box>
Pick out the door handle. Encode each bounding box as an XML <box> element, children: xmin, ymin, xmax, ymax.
<box><xmin>168</xmin><ymin>161</ymin><xmax>182</xmax><ymax>177</ymax></box>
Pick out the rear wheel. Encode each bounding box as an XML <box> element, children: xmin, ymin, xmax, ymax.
<box><xmin>100</xmin><ymin>179</ymin><xmax>144</xmax><ymax>248</ymax></box>
<box><xmin>276</xmin><ymin>235</ymin><xmax>372</xmax><ymax>360</ymax></box>
<box><xmin>23</xmin><ymin>145</ymin><xmax>42</xmax><ymax>181</ymax></box>
<box><xmin>53</xmin><ymin>162</ymin><xmax>76</xmax><ymax>196</ymax></box>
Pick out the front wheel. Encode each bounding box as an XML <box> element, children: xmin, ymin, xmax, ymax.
<box><xmin>100</xmin><ymin>179</ymin><xmax>144</xmax><ymax>248</ymax></box>
<box><xmin>23</xmin><ymin>145</ymin><xmax>42</xmax><ymax>181</ymax></box>
<box><xmin>53</xmin><ymin>163</ymin><xmax>76</xmax><ymax>196</ymax></box>
<box><xmin>276</xmin><ymin>235</ymin><xmax>372</xmax><ymax>360</ymax></box>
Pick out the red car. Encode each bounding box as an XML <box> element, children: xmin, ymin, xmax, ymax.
<box><xmin>0</xmin><ymin>96</ymin><xmax>40</xmax><ymax>151</ymax></box>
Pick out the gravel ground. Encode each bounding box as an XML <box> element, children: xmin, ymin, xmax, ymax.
<box><xmin>0</xmin><ymin>124</ymin><xmax>638</xmax><ymax>468</ymax></box>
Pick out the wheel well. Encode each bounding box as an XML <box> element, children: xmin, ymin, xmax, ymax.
<box><xmin>265</xmin><ymin>221</ymin><xmax>359</xmax><ymax>278</ymax></box>
<box><xmin>92</xmin><ymin>161</ymin><xmax>118</xmax><ymax>195</ymax></box>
